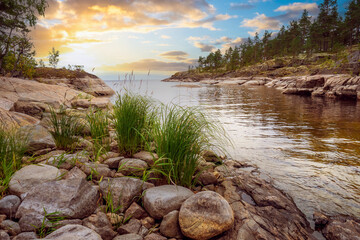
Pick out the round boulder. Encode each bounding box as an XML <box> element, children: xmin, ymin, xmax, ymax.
<box><xmin>179</xmin><ymin>191</ymin><xmax>234</xmax><ymax>240</ymax></box>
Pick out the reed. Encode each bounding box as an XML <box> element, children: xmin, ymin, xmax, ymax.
<box><xmin>48</xmin><ymin>106</ymin><xmax>84</xmax><ymax>150</ymax></box>
<box><xmin>0</xmin><ymin>126</ymin><xmax>28</xmax><ymax>195</ymax></box>
<box><xmin>152</xmin><ymin>104</ymin><xmax>228</xmax><ymax>187</ymax></box>
<box><xmin>113</xmin><ymin>92</ymin><xmax>156</xmax><ymax>156</ymax></box>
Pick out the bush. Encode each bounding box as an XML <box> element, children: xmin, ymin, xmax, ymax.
<box><xmin>152</xmin><ymin>104</ymin><xmax>228</xmax><ymax>187</ymax></box>
<box><xmin>48</xmin><ymin>106</ymin><xmax>84</xmax><ymax>150</ymax></box>
<box><xmin>0</xmin><ymin>126</ymin><xmax>28</xmax><ymax>195</ymax></box>
<box><xmin>113</xmin><ymin>92</ymin><xmax>156</xmax><ymax>156</ymax></box>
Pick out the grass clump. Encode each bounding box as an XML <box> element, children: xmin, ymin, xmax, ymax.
<box><xmin>48</xmin><ymin>106</ymin><xmax>84</xmax><ymax>150</ymax></box>
<box><xmin>152</xmin><ymin>104</ymin><xmax>228</xmax><ymax>187</ymax></box>
<box><xmin>86</xmin><ymin>107</ymin><xmax>110</xmax><ymax>159</ymax></box>
<box><xmin>0</xmin><ymin>126</ymin><xmax>28</xmax><ymax>195</ymax></box>
<box><xmin>113</xmin><ymin>92</ymin><xmax>156</xmax><ymax>156</ymax></box>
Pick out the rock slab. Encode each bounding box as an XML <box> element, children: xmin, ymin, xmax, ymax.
<box><xmin>44</xmin><ymin>224</ymin><xmax>102</xmax><ymax>240</ymax></box>
<box><xmin>16</xmin><ymin>178</ymin><xmax>99</xmax><ymax>219</ymax></box>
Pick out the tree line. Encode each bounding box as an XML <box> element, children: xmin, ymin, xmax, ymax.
<box><xmin>197</xmin><ymin>0</ymin><xmax>360</xmax><ymax>72</ymax></box>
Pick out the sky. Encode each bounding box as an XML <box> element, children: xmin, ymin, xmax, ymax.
<box><xmin>30</xmin><ymin>0</ymin><xmax>350</xmax><ymax>80</ymax></box>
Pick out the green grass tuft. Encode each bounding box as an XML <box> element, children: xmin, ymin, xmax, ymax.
<box><xmin>48</xmin><ymin>106</ymin><xmax>84</xmax><ymax>150</ymax></box>
<box><xmin>0</xmin><ymin>126</ymin><xmax>28</xmax><ymax>195</ymax></box>
<box><xmin>152</xmin><ymin>104</ymin><xmax>229</xmax><ymax>187</ymax></box>
<box><xmin>113</xmin><ymin>92</ymin><xmax>156</xmax><ymax>156</ymax></box>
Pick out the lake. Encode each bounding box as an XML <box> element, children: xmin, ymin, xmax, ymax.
<box><xmin>105</xmin><ymin>78</ymin><xmax>360</xmax><ymax>224</ymax></box>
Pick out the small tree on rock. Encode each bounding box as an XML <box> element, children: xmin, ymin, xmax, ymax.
<box><xmin>48</xmin><ymin>47</ymin><xmax>59</xmax><ymax>68</ymax></box>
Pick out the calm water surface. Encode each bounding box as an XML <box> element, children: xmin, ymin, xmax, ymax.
<box><xmin>106</xmin><ymin>79</ymin><xmax>360</xmax><ymax>223</ymax></box>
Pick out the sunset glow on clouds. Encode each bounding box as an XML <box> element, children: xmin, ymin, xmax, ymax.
<box><xmin>30</xmin><ymin>0</ymin><xmax>348</xmax><ymax>79</ymax></box>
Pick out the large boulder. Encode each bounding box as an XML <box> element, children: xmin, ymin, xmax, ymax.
<box><xmin>118</xmin><ymin>158</ymin><xmax>148</xmax><ymax>177</ymax></box>
<box><xmin>23</xmin><ymin>125</ymin><xmax>56</xmax><ymax>153</ymax></box>
<box><xmin>143</xmin><ymin>185</ymin><xmax>194</xmax><ymax>219</ymax></box>
<box><xmin>99</xmin><ymin>177</ymin><xmax>144</xmax><ymax>212</ymax></box>
<box><xmin>15</xmin><ymin>178</ymin><xmax>99</xmax><ymax>219</ymax></box>
<box><xmin>69</xmin><ymin>76</ymin><xmax>115</xmax><ymax>97</ymax></box>
<box><xmin>179</xmin><ymin>191</ymin><xmax>234</xmax><ymax>240</ymax></box>
<box><xmin>71</xmin><ymin>97</ymin><xmax>111</xmax><ymax>109</ymax></box>
<box><xmin>0</xmin><ymin>107</ymin><xmax>39</xmax><ymax>130</ymax></box>
<box><xmin>44</xmin><ymin>224</ymin><xmax>102</xmax><ymax>240</ymax></box>
<box><xmin>9</xmin><ymin>164</ymin><xmax>62</xmax><ymax>197</ymax></box>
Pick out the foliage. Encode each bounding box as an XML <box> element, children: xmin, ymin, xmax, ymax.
<box><xmin>48</xmin><ymin>47</ymin><xmax>60</xmax><ymax>68</ymax></box>
<box><xmin>86</xmin><ymin>108</ymin><xmax>110</xmax><ymax>159</ymax></box>
<box><xmin>151</xmin><ymin>104</ymin><xmax>228</xmax><ymax>187</ymax></box>
<box><xmin>197</xmin><ymin>0</ymin><xmax>360</xmax><ymax>73</ymax></box>
<box><xmin>0</xmin><ymin>126</ymin><xmax>28</xmax><ymax>195</ymax></box>
<box><xmin>113</xmin><ymin>92</ymin><xmax>156</xmax><ymax>156</ymax></box>
<box><xmin>0</xmin><ymin>0</ymin><xmax>47</xmax><ymax>76</ymax></box>
<box><xmin>35</xmin><ymin>209</ymin><xmax>66</xmax><ymax>238</ymax></box>
<box><xmin>47</xmin><ymin>106</ymin><xmax>84</xmax><ymax>150</ymax></box>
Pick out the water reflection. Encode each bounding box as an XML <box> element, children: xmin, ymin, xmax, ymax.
<box><xmin>197</xmin><ymin>85</ymin><xmax>360</xmax><ymax>220</ymax></box>
<box><xmin>106</xmin><ymin>79</ymin><xmax>360</xmax><ymax>222</ymax></box>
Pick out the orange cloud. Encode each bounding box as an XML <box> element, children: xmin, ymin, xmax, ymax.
<box><xmin>160</xmin><ymin>51</ymin><xmax>189</xmax><ymax>61</ymax></box>
<box><xmin>100</xmin><ymin>59</ymin><xmax>190</xmax><ymax>73</ymax></box>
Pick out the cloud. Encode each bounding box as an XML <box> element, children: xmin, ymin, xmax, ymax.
<box><xmin>187</xmin><ymin>36</ymin><xmax>210</xmax><ymax>42</ymax></box>
<box><xmin>183</xmin><ymin>14</ymin><xmax>237</xmax><ymax>31</ymax></box>
<box><xmin>160</xmin><ymin>51</ymin><xmax>189</xmax><ymax>61</ymax></box>
<box><xmin>100</xmin><ymin>59</ymin><xmax>189</xmax><ymax>73</ymax></box>
<box><xmin>213</xmin><ymin>36</ymin><xmax>232</xmax><ymax>45</ymax></box>
<box><xmin>230</xmin><ymin>3</ymin><xmax>255</xmax><ymax>10</ymax></box>
<box><xmin>274</xmin><ymin>2</ymin><xmax>318</xmax><ymax>22</ymax></box>
<box><xmin>161</xmin><ymin>35</ymin><xmax>171</xmax><ymax>39</ymax></box>
<box><xmin>241</xmin><ymin>13</ymin><xmax>281</xmax><ymax>32</ymax></box>
<box><xmin>275</xmin><ymin>3</ymin><xmax>317</xmax><ymax>13</ymax></box>
<box><xmin>221</xmin><ymin>37</ymin><xmax>245</xmax><ymax>50</ymax></box>
<box><xmin>194</xmin><ymin>42</ymin><xmax>216</xmax><ymax>52</ymax></box>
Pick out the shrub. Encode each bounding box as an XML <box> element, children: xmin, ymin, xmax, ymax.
<box><xmin>0</xmin><ymin>126</ymin><xmax>28</xmax><ymax>195</ymax></box>
<box><xmin>113</xmin><ymin>92</ymin><xmax>156</xmax><ymax>156</ymax></box>
<box><xmin>152</xmin><ymin>104</ymin><xmax>228</xmax><ymax>187</ymax></box>
<box><xmin>48</xmin><ymin>106</ymin><xmax>84</xmax><ymax>150</ymax></box>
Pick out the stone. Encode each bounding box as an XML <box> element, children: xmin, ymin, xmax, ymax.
<box><xmin>315</xmin><ymin>214</ymin><xmax>360</xmax><ymax>240</ymax></box>
<box><xmin>0</xmin><ymin>195</ymin><xmax>21</xmax><ymax>218</ymax></box>
<box><xmin>198</xmin><ymin>171</ymin><xmax>218</xmax><ymax>185</ymax></box>
<box><xmin>9</xmin><ymin>164</ymin><xmax>62</xmax><ymax>197</ymax></box>
<box><xmin>118</xmin><ymin>158</ymin><xmax>148</xmax><ymax>177</ymax></box>
<box><xmin>81</xmin><ymin>162</ymin><xmax>114</xmax><ymax>180</ymax></box>
<box><xmin>31</xmin><ymin>150</ymin><xmax>66</xmax><ymax>163</ymax></box>
<box><xmin>43</xmin><ymin>224</ymin><xmax>102</xmax><ymax>240</ymax></box>
<box><xmin>160</xmin><ymin>210</ymin><xmax>182</xmax><ymax>238</ymax></box>
<box><xmin>144</xmin><ymin>233</ymin><xmax>167</xmax><ymax>240</ymax></box>
<box><xmin>202</xmin><ymin>150</ymin><xmax>222</xmax><ymax>163</ymax></box>
<box><xmin>0</xmin><ymin>107</ymin><xmax>39</xmax><ymax>131</ymax></box>
<box><xmin>99</xmin><ymin>152</ymin><xmax>120</xmax><ymax>162</ymax></box>
<box><xmin>19</xmin><ymin>213</ymin><xmax>49</xmax><ymax>232</ymax></box>
<box><xmin>83</xmin><ymin>211</ymin><xmax>117</xmax><ymax>240</ymax></box>
<box><xmin>64</xmin><ymin>166</ymin><xmax>87</xmax><ymax>180</ymax></box>
<box><xmin>138</xmin><ymin>226</ymin><xmax>149</xmax><ymax>237</ymax></box>
<box><xmin>23</xmin><ymin>125</ymin><xmax>56</xmax><ymax>153</ymax></box>
<box><xmin>0</xmin><ymin>220</ymin><xmax>21</xmax><ymax>236</ymax></box>
<box><xmin>71</xmin><ymin>97</ymin><xmax>111</xmax><ymax>109</ymax></box>
<box><xmin>113</xmin><ymin>233</ymin><xmax>143</xmax><ymax>240</ymax></box>
<box><xmin>16</xmin><ymin>178</ymin><xmax>99</xmax><ymax>219</ymax></box>
<box><xmin>179</xmin><ymin>191</ymin><xmax>234</xmax><ymax>240</ymax></box>
<box><xmin>0</xmin><ymin>230</ymin><xmax>10</xmax><ymax>240</ymax></box>
<box><xmin>12</xmin><ymin>232</ymin><xmax>38</xmax><ymax>240</ymax></box>
<box><xmin>133</xmin><ymin>151</ymin><xmax>158</xmax><ymax>165</ymax></box>
<box><xmin>99</xmin><ymin>177</ymin><xmax>144</xmax><ymax>212</ymax></box>
<box><xmin>125</xmin><ymin>202</ymin><xmax>148</xmax><ymax>220</ymax></box>
<box><xmin>143</xmin><ymin>185</ymin><xmax>194</xmax><ymax>219</ymax></box>
<box><xmin>56</xmin><ymin>219</ymin><xmax>83</xmax><ymax>229</ymax></box>
<box><xmin>117</xmin><ymin>218</ymin><xmax>142</xmax><ymax>235</ymax></box>
<box><xmin>141</xmin><ymin>216</ymin><xmax>155</xmax><ymax>229</ymax></box>
<box><xmin>104</xmin><ymin>156</ymin><xmax>124</xmax><ymax>169</ymax></box>
<box><xmin>68</xmin><ymin>76</ymin><xmax>115</xmax><ymax>97</ymax></box>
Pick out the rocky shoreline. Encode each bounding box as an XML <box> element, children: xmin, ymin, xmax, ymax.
<box><xmin>0</xmin><ymin>73</ymin><xmax>359</xmax><ymax>239</ymax></box>
<box><xmin>163</xmin><ymin>74</ymin><xmax>360</xmax><ymax>101</ymax></box>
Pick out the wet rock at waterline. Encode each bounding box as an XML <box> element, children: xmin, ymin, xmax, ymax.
<box><xmin>8</xmin><ymin>164</ymin><xmax>62</xmax><ymax>197</ymax></box>
<box><xmin>15</xmin><ymin>178</ymin><xmax>99</xmax><ymax>219</ymax></box>
<box><xmin>179</xmin><ymin>191</ymin><xmax>234</xmax><ymax>240</ymax></box>
<box><xmin>143</xmin><ymin>185</ymin><xmax>194</xmax><ymax>219</ymax></box>
<box><xmin>99</xmin><ymin>177</ymin><xmax>143</xmax><ymax>213</ymax></box>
